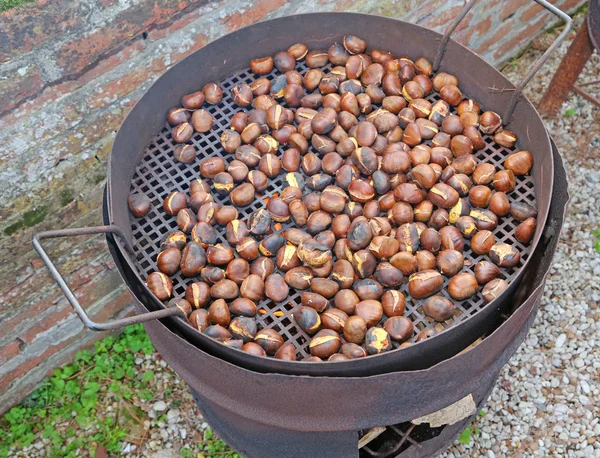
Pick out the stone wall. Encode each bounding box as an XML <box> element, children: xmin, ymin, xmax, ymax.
<box><xmin>0</xmin><ymin>0</ymin><xmax>584</xmax><ymax>414</ymax></box>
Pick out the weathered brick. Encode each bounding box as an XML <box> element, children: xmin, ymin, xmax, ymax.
<box><xmin>54</xmin><ymin>0</ymin><xmax>205</xmax><ymax>77</ymax></box>
<box><xmin>473</xmin><ymin>21</ymin><xmax>514</xmax><ymax>55</ymax></box>
<box><xmin>500</xmin><ymin>0</ymin><xmax>529</xmax><ymax>21</ymax></box>
<box><xmin>19</xmin><ymin>304</ymin><xmax>75</xmax><ymax>344</ymax></box>
<box><xmin>493</xmin><ymin>15</ymin><xmax>547</xmax><ymax>61</ymax></box>
<box><xmin>419</xmin><ymin>5</ymin><xmax>466</xmax><ymax>31</ymax></box>
<box><xmin>0</xmin><ymin>340</ymin><xmax>22</xmax><ymax>366</ymax></box>
<box><xmin>222</xmin><ymin>0</ymin><xmax>288</xmax><ymax>32</ymax></box>
<box><xmin>0</xmin><ymin>65</ymin><xmax>43</xmax><ymax>113</ymax></box>
<box><xmin>455</xmin><ymin>16</ymin><xmax>493</xmax><ymax>51</ymax></box>
<box><xmin>520</xmin><ymin>2</ymin><xmax>544</xmax><ymax>22</ymax></box>
<box><xmin>0</xmin><ymin>330</ymin><xmax>85</xmax><ymax>390</ymax></box>
<box><xmin>146</xmin><ymin>7</ymin><xmax>202</xmax><ymax>41</ymax></box>
<box><xmin>0</xmin><ymin>1</ymin><xmax>85</xmax><ymax>62</ymax></box>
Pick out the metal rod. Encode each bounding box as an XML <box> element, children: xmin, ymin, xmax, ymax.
<box><xmin>433</xmin><ymin>0</ymin><xmax>478</xmax><ymax>72</ymax></box>
<box><xmin>505</xmin><ymin>0</ymin><xmax>572</xmax><ymax>121</ymax></box>
<box><xmin>33</xmin><ymin>225</ymin><xmax>184</xmax><ymax>331</ymax></box>
<box><xmin>572</xmin><ymin>85</ymin><xmax>600</xmax><ymax>108</ymax></box>
<box><xmin>433</xmin><ymin>0</ymin><xmax>572</xmax><ymax>123</ymax></box>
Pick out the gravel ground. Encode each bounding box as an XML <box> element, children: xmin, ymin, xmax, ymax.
<box><xmin>9</xmin><ymin>14</ymin><xmax>600</xmax><ymax>458</ymax></box>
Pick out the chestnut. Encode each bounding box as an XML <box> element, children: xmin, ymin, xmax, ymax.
<box><xmin>390</xmin><ymin>251</ymin><xmax>418</xmax><ymax>275</ymax></box>
<box><xmin>432</xmin><ymin>72</ymin><xmax>458</xmax><ymax>92</ymax></box>
<box><xmin>482</xmin><ymin>278</ymin><xmax>509</xmax><ymax>303</ymax></box>
<box><xmin>455</xmin><ymin>215</ymin><xmax>478</xmax><ymax>239</ymax></box>
<box><xmin>310</xmin><ymin>278</ymin><xmax>339</xmax><ymax>299</ymax></box>
<box><xmin>469</xmin><ymin>185</ymin><xmax>492</xmax><ymax>208</ymax></box>
<box><xmin>515</xmin><ymin>217</ymin><xmax>536</xmax><ymax>244</ymax></box>
<box><xmin>265</xmin><ymin>273</ymin><xmax>289</xmax><ymax>303</ymax></box>
<box><xmin>493</xmin><ymin>170</ymin><xmax>516</xmax><ymax>193</ymax></box>
<box><xmin>180</xmin><ymin>242</ymin><xmax>207</xmax><ymax>277</ymax></box>
<box><xmin>128</xmin><ymin>193</ymin><xmax>151</xmax><ymax>217</ymax></box>
<box><xmin>254</xmin><ymin>328</ymin><xmax>284</xmax><ymax>355</ymax></box>
<box><xmin>226</xmin><ymin>220</ymin><xmax>249</xmax><ymax>246</ymax></box>
<box><xmin>340</xmin><ymin>343</ymin><xmax>367</xmax><ymax>359</ymax></box>
<box><xmin>322</xmin><ymin>308</ymin><xmax>348</xmax><ymax>333</ymax></box>
<box><xmin>259</xmin><ymin>233</ymin><xmax>286</xmax><ymax>257</ymax></box>
<box><xmin>305</xmin><ymin>50</ymin><xmax>329</xmax><ymax>68</ymax></box>
<box><xmin>240</xmin><ymin>274</ymin><xmax>265</xmax><ymax>301</ymax></box>
<box><xmin>147</xmin><ymin>272</ymin><xmax>173</xmax><ymax>301</ymax></box>
<box><xmin>285</xmin><ymin>267</ymin><xmax>314</xmax><ymax>290</ymax></box>
<box><xmin>205</xmin><ymin>325</ymin><xmax>231</xmax><ymax>342</ymax></box>
<box><xmin>381</xmin><ymin>290</ymin><xmax>406</xmax><ymax>317</ymax></box>
<box><xmin>470</xmin><ymin>209</ymin><xmax>498</xmax><ymax>231</ymax></box>
<box><xmin>208</xmin><ymin>299</ymin><xmax>231</xmax><ymax>327</ymax></box>
<box><xmin>489</xmin><ymin>192</ymin><xmax>511</xmax><ymax>217</ymax></box>
<box><xmin>510</xmin><ymin>201</ymin><xmax>538</xmax><ymax>222</ymax></box>
<box><xmin>210</xmin><ymin>279</ymin><xmax>239</xmax><ymax>300</ymax></box>
<box><xmin>288</xmin><ymin>43</ymin><xmax>308</xmax><ymax>60</ymax></box>
<box><xmin>309</xmin><ymin>329</ymin><xmax>341</xmax><ymax>359</ymax></box>
<box><xmin>474</xmin><ymin>260</ymin><xmax>501</xmax><ymax>285</ymax></box>
<box><xmin>353</xmin><ymin>278</ymin><xmax>383</xmax><ymax>301</ymax></box>
<box><xmin>293</xmin><ymin>306</ymin><xmax>322</xmax><ymax>335</ymax></box>
<box><xmin>437</xmin><ymin>249</ymin><xmax>464</xmax><ymax>277</ymax></box>
<box><xmin>167</xmin><ymin>107</ymin><xmax>190</xmax><ymax>126</ymax></box>
<box><xmin>493</xmin><ymin>129</ymin><xmax>517</xmax><ymax>148</ymax></box>
<box><xmin>416</xmin><ymin>250</ymin><xmax>437</xmax><ymax>271</ymax></box>
<box><xmin>428</xmin><ymin>183</ymin><xmax>459</xmax><ymax>208</ymax></box>
<box><xmin>189</xmin><ymin>308</ymin><xmax>210</xmax><ymax>331</ymax></box>
<box><xmin>191</xmin><ymin>109</ymin><xmax>214</xmax><ymax>133</ymax></box>
<box><xmin>230</xmin><ymin>298</ymin><xmax>257</xmax><ymax>317</ymax></box>
<box><xmin>274</xmin><ymin>343</ymin><xmax>297</xmax><ymax>361</ymax></box>
<box><xmin>185</xmin><ymin>281</ymin><xmax>211</xmax><ymax>309</ymax></box>
<box><xmin>163</xmin><ymin>191</ymin><xmax>187</xmax><ymax>216</ymax></box>
<box><xmin>243</xmin><ymin>342</ymin><xmax>267</xmax><ymax>356</ymax></box>
<box><xmin>343</xmin><ymin>35</ymin><xmax>367</xmax><ymax>54</ymax></box>
<box><xmin>479</xmin><ymin>111</ymin><xmax>502</xmax><ymax>134</ymax></box>
<box><xmin>447</xmin><ymin>272</ymin><xmax>478</xmax><ymax>300</ymax></box>
<box><xmin>504</xmin><ymin>150</ymin><xmax>533</xmax><ymax>175</ymax></box>
<box><xmin>203</xmin><ymin>82</ymin><xmax>223</xmax><ymax>104</ymax></box>
<box><xmin>365</xmin><ymin>327</ymin><xmax>392</xmax><ymax>355</ymax></box>
<box><xmin>157</xmin><ymin>247</ymin><xmax>181</xmax><ymax>276</ymax></box>
<box><xmin>384</xmin><ymin>316</ymin><xmax>414</xmax><ymax>342</ymax></box>
<box><xmin>172</xmin><ymin>122</ymin><xmax>194</xmax><ymax>143</ymax></box>
<box><xmin>229</xmin><ymin>316</ymin><xmax>257</xmax><ymax>343</ymax></box>
<box><xmin>226</xmin><ymin>258</ymin><xmax>250</xmax><ymax>285</ymax></box>
<box><xmin>344</xmin><ymin>315</ymin><xmax>368</xmax><ymax>344</ymax></box>
<box><xmin>408</xmin><ymin>269</ymin><xmax>443</xmax><ymax>298</ymax></box>
<box><xmin>489</xmin><ymin>243</ymin><xmax>521</xmax><ymax>268</ymax></box>
<box><xmin>470</xmin><ymin>230</ymin><xmax>496</xmax><ymax>255</ymax></box>
<box><xmin>250</xmin><ymin>257</ymin><xmax>275</xmax><ymax>280</ymax></box>
<box><xmin>423</xmin><ymin>295</ymin><xmax>455</xmax><ymax>322</ymax></box>
<box><xmin>201</xmin><ymin>266</ymin><xmax>225</xmax><ymax>285</ymax></box>
<box><xmin>439</xmin><ymin>226</ymin><xmax>464</xmax><ymax>251</ymax></box>
<box><xmin>230</xmin><ymin>183</ymin><xmax>255</xmax><ymax>207</ymax></box>
<box><xmin>173</xmin><ymin>144</ymin><xmax>196</xmax><ymax>163</ymax></box>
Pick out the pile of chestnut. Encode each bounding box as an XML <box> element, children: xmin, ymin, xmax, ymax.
<box><xmin>128</xmin><ymin>34</ymin><xmax>538</xmax><ymax>362</ymax></box>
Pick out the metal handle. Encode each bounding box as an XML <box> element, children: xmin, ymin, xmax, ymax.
<box><xmin>433</xmin><ymin>0</ymin><xmax>572</xmax><ymax>123</ymax></box>
<box><xmin>33</xmin><ymin>225</ymin><xmax>184</xmax><ymax>331</ymax></box>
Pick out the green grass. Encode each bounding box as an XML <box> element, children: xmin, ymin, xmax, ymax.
<box><xmin>0</xmin><ymin>324</ymin><xmax>241</xmax><ymax>457</ymax></box>
<box><xmin>593</xmin><ymin>229</ymin><xmax>600</xmax><ymax>253</ymax></box>
<box><xmin>0</xmin><ymin>0</ymin><xmax>35</xmax><ymax>13</ymax></box>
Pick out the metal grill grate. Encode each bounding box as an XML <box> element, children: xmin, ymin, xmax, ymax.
<box><xmin>129</xmin><ymin>58</ymin><xmax>536</xmax><ymax>360</ymax></box>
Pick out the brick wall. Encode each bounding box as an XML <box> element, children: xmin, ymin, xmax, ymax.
<box><xmin>0</xmin><ymin>0</ymin><xmax>583</xmax><ymax>414</ymax></box>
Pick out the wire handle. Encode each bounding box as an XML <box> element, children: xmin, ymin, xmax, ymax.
<box><xmin>433</xmin><ymin>0</ymin><xmax>572</xmax><ymax>123</ymax></box>
<box><xmin>33</xmin><ymin>225</ymin><xmax>184</xmax><ymax>331</ymax></box>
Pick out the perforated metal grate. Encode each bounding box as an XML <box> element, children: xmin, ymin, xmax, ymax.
<box><xmin>129</xmin><ymin>59</ymin><xmax>536</xmax><ymax>360</ymax></box>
